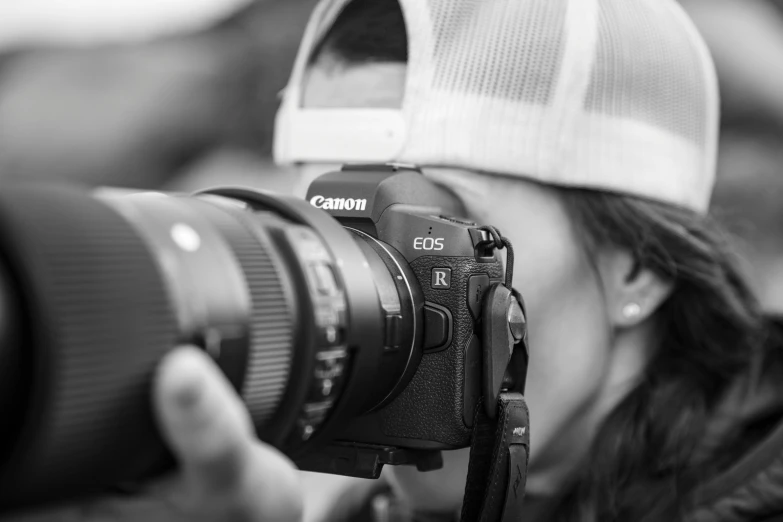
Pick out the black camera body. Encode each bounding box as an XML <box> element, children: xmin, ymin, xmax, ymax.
<box><xmin>295</xmin><ymin>165</ymin><xmax>524</xmax><ymax>476</ymax></box>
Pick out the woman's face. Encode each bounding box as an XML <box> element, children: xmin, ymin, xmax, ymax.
<box><xmin>417</xmin><ymin>170</ymin><xmax>614</xmax><ymax>486</ymax></box>
<box><xmin>296</xmin><ymin>62</ymin><xmax>618</xmax><ymax>510</ymax></box>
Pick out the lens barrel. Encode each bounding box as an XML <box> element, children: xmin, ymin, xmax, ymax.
<box><xmin>0</xmin><ymin>182</ymin><xmax>423</xmax><ymax>510</ymax></box>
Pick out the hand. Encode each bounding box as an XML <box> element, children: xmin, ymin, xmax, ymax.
<box><xmin>3</xmin><ymin>346</ymin><xmax>303</xmax><ymax>522</ymax></box>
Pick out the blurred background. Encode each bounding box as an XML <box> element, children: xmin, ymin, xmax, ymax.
<box><xmin>1</xmin><ymin>0</ymin><xmax>782</xmax><ymax>518</ymax></box>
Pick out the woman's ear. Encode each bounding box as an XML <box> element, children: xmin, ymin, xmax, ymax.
<box><xmin>594</xmin><ymin>247</ymin><xmax>674</xmax><ymax>328</ymax></box>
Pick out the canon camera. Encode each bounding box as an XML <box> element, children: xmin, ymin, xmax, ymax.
<box><xmin>0</xmin><ymin>164</ymin><xmax>529</xmax><ymax>510</ymax></box>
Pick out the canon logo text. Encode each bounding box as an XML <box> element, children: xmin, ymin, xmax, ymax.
<box><xmin>310</xmin><ymin>195</ymin><xmax>368</xmax><ymax>211</ymax></box>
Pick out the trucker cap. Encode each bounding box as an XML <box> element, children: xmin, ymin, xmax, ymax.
<box><xmin>274</xmin><ymin>0</ymin><xmax>719</xmax><ymax>213</ymax></box>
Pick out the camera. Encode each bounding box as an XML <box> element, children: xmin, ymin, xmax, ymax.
<box><xmin>0</xmin><ymin>164</ymin><xmax>528</xmax><ymax>510</ymax></box>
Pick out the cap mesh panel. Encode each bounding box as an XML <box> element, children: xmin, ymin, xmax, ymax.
<box><xmin>585</xmin><ymin>0</ymin><xmax>708</xmax><ymax>146</ymax></box>
<box><xmin>427</xmin><ymin>0</ymin><xmax>567</xmax><ymax>104</ymax></box>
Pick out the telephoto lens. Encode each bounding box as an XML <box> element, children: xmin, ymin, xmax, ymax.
<box><xmin>0</xmin><ymin>173</ymin><xmax>439</xmax><ymax>510</ymax></box>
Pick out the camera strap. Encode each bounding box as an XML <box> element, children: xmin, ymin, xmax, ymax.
<box><xmin>460</xmin><ymin>226</ymin><xmax>530</xmax><ymax>522</ymax></box>
<box><xmin>460</xmin><ymin>393</ymin><xmax>530</xmax><ymax>522</ymax></box>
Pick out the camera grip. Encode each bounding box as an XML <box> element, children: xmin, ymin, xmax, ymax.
<box><xmin>340</xmin><ymin>255</ymin><xmax>502</xmax><ymax>448</ymax></box>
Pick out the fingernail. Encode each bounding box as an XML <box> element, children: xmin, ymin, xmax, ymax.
<box><xmin>160</xmin><ymin>347</ymin><xmax>210</xmax><ymax>412</ymax></box>
<box><xmin>173</xmin><ymin>372</ymin><xmax>206</xmax><ymax>410</ymax></box>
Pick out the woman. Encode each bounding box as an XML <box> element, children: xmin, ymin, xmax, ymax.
<box><xmin>279</xmin><ymin>0</ymin><xmax>783</xmax><ymax>520</ymax></box>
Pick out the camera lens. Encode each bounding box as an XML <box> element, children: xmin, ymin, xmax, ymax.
<box><xmin>0</xmin><ymin>183</ymin><xmax>423</xmax><ymax>509</ymax></box>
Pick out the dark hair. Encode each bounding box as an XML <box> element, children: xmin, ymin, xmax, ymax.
<box><xmin>318</xmin><ymin>2</ymin><xmax>768</xmax><ymax>519</ymax></box>
<box><xmin>310</xmin><ymin>0</ymin><xmax>407</xmax><ymax>65</ymax></box>
<box><xmin>553</xmin><ymin>190</ymin><xmax>765</xmax><ymax>520</ymax></box>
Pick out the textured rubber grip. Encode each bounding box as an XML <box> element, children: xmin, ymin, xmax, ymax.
<box><xmin>0</xmin><ymin>184</ymin><xmax>179</xmax><ymax>508</ymax></box>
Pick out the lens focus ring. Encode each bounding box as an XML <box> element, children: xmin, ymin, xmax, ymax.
<box><xmin>209</xmin><ymin>205</ymin><xmax>297</xmax><ymax>427</ymax></box>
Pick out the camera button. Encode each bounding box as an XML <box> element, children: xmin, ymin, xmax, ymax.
<box><xmin>385</xmin><ymin>314</ymin><xmax>403</xmax><ymax>350</ymax></box>
<box><xmin>438</xmin><ymin>215</ymin><xmax>477</xmax><ymax>226</ymax></box>
<box><xmin>423</xmin><ymin>303</ymin><xmax>452</xmax><ymax>352</ymax></box>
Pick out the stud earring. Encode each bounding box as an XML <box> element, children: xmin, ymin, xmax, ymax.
<box><xmin>622</xmin><ymin>303</ymin><xmax>642</xmax><ymax>319</ymax></box>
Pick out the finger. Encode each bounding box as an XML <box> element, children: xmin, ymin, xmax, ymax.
<box><xmin>235</xmin><ymin>440</ymin><xmax>304</xmax><ymax>522</ymax></box>
<box><xmin>152</xmin><ymin>346</ymin><xmax>254</xmax><ymax>494</ymax></box>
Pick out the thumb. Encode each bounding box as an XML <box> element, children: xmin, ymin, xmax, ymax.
<box><xmin>152</xmin><ymin>346</ymin><xmax>255</xmax><ymax>493</ymax></box>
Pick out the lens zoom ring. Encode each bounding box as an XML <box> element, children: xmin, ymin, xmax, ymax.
<box><xmin>207</xmin><ymin>205</ymin><xmax>295</xmax><ymax>426</ymax></box>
